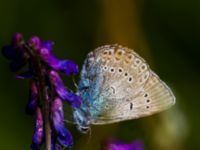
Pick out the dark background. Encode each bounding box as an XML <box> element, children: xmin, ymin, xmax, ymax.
<box><xmin>0</xmin><ymin>0</ymin><xmax>200</xmax><ymax>149</ymax></box>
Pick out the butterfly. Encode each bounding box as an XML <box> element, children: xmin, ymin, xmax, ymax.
<box><xmin>73</xmin><ymin>44</ymin><xmax>175</xmax><ymax>133</ymax></box>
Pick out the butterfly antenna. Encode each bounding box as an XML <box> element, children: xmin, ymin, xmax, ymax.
<box><xmin>72</xmin><ymin>76</ymin><xmax>78</xmax><ymax>89</ymax></box>
<box><xmin>64</xmin><ymin>119</ymin><xmax>76</xmax><ymax>125</ymax></box>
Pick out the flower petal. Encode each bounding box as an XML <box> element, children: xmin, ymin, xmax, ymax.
<box><xmin>9</xmin><ymin>58</ymin><xmax>27</xmax><ymax>72</ymax></box>
<box><xmin>51</xmin><ymin>97</ymin><xmax>65</xmax><ymax>133</ymax></box>
<box><xmin>41</xmin><ymin>41</ymin><xmax>54</xmax><ymax>52</ymax></box>
<box><xmin>30</xmin><ymin>143</ymin><xmax>40</xmax><ymax>150</ymax></box>
<box><xmin>1</xmin><ymin>45</ymin><xmax>17</xmax><ymax>59</ymax></box>
<box><xmin>37</xmin><ymin>47</ymin><xmax>78</xmax><ymax>75</ymax></box>
<box><xmin>104</xmin><ymin>138</ymin><xmax>144</xmax><ymax>150</ymax></box>
<box><xmin>57</xmin><ymin>60</ymin><xmax>79</xmax><ymax>75</ymax></box>
<box><xmin>51</xmin><ymin>143</ymin><xmax>61</xmax><ymax>150</ymax></box>
<box><xmin>49</xmin><ymin>70</ymin><xmax>81</xmax><ymax>107</ymax></box>
<box><xmin>26</xmin><ymin>80</ymin><xmax>39</xmax><ymax>115</ymax></box>
<box><xmin>51</xmin><ymin>133</ymin><xmax>61</xmax><ymax>150</ymax></box>
<box><xmin>12</xmin><ymin>32</ymin><xmax>24</xmax><ymax>46</ymax></box>
<box><xmin>131</xmin><ymin>140</ymin><xmax>144</xmax><ymax>150</ymax></box>
<box><xmin>31</xmin><ymin>107</ymin><xmax>44</xmax><ymax>149</ymax></box>
<box><xmin>29</xmin><ymin>36</ymin><xmax>41</xmax><ymax>50</ymax></box>
<box><xmin>16</xmin><ymin>70</ymin><xmax>33</xmax><ymax>79</ymax></box>
<box><xmin>57</xmin><ymin>128</ymin><xmax>73</xmax><ymax>148</ymax></box>
<box><xmin>51</xmin><ymin>97</ymin><xmax>73</xmax><ymax>148</ymax></box>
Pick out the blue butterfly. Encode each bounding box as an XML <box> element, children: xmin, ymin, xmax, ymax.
<box><xmin>73</xmin><ymin>44</ymin><xmax>175</xmax><ymax>133</ymax></box>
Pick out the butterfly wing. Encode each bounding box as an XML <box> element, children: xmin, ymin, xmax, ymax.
<box><xmin>78</xmin><ymin>44</ymin><xmax>175</xmax><ymax>125</ymax></box>
<box><xmin>92</xmin><ymin>71</ymin><xmax>175</xmax><ymax>124</ymax></box>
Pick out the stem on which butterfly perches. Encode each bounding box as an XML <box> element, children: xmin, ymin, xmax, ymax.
<box><xmin>24</xmin><ymin>44</ymin><xmax>51</xmax><ymax>150</ymax></box>
<box><xmin>39</xmin><ymin>74</ymin><xmax>51</xmax><ymax>150</ymax></box>
<box><xmin>37</xmin><ymin>67</ymin><xmax>51</xmax><ymax>150</ymax></box>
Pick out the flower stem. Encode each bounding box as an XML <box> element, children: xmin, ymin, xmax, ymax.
<box><xmin>24</xmin><ymin>44</ymin><xmax>51</xmax><ymax>150</ymax></box>
<box><xmin>38</xmin><ymin>71</ymin><xmax>51</xmax><ymax>150</ymax></box>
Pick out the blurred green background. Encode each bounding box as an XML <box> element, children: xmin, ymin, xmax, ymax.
<box><xmin>0</xmin><ymin>0</ymin><xmax>200</xmax><ymax>149</ymax></box>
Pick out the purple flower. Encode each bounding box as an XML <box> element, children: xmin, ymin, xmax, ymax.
<box><xmin>28</xmin><ymin>36</ymin><xmax>53</xmax><ymax>52</ymax></box>
<box><xmin>51</xmin><ymin>97</ymin><xmax>73</xmax><ymax>148</ymax></box>
<box><xmin>12</xmin><ymin>32</ymin><xmax>24</xmax><ymax>46</ymax></box>
<box><xmin>2</xmin><ymin>33</ymin><xmax>81</xmax><ymax>150</ymax></box>
<box><xmin>51</xmin><ymin>133</ymin><xmax>61</xmax><ymax>150</ymax></box>
<box><xmin>31</xmin><ymin>107</ymin><xmax>44</xmax><ymax>150</ymax></box>
<box><xmin>41</xmin><ymin>41</ymin><xmax>54</xmax><ymax>52</ymax></box>
<box><xmin>29</xmin><ymin>35</ymin><xmax>79</xmax><ymax>76</ymax></box>
<box><xmin>16</xmin><ymin>70</ymin><xmax>33</xmax><ymax>79</ymax></box>
<box><xmin>58</xmin><ymin>59</ymin><xmax>79</xmax><ymax>75</ymax></box>
<box><xmin>49</xmin><ymin>70</ymin><xmax>81</xmax><ymax>108</ymax></box>
<box><xmin>2</xmin><ymin>45</ymin><xmax>17</xmax><ymax>59</ymax></box>
<box><xmin>37</xmin><ymin>47</ymin><xmax>79</xmax><ymax>75</ymax></box>
<box><xmin>104</xmin><ymin>138</ymin><xmax>144</xmax><ymax>150</ymax></box>
<box><xmin>9</xmin><ymin>58</ymin><xmax>27</xmax><ymax>72</ymax></box>
<box><xmin>2</xmin><ymin>33</ymin><xmax>29</xmax><ymax>72</ymax></box>
<box><xmin>28</xmin><ymin>36</ymin><xmax>41</xmax><ymax>50</ymax></box>
<box><xmin>26</xmin><ymin>80</ymin><xmax>39</xmax><ymax>115</ymax></box>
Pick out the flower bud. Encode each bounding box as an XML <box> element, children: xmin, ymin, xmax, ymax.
<box><xmin>51</xmin><ymin>97</ymin><xmax>73</xmax><ymax>148</ymax></box>
<box><xmin>31</xmin><ymin>107</ymin><xmax>44</xmax><ymax>149</ymax></box>
<box><xmin>41</xmin><ymin>41</ymin><xmax>54</xmax><ymax>52</ymax></box>
<box><xmin>12</xmin><ymin>32</ymin><xmax>24</xmax><ymax>47</ymax></box>
<box><xmin>29</xmin><ymin>36</ymin><xmax>41</xmax><ymax>50</ymax></box>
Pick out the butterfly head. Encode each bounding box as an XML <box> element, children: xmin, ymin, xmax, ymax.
<box><xmin>73</xmin><ymin>107</ymin><xmax>91</xmax><ymax>134</ymax></box>
<box><xmin>78</xmin><ymin>126</ymin><xmax>90</xmax><ymax>134</ymax></box>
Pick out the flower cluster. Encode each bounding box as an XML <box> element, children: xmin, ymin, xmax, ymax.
<box><xmin>104</xmin><ymin>138</ymin><xmax>144</xmax><ymax>150</ymax></box>
<box><xmin>2</xmin><ymin>33</ymin><xmax>82</xmax><ymax>150</ymax></box>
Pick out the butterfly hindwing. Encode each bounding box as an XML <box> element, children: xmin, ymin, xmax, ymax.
<box><xmin>91</xmin><ymin>71</ymin><xmax>175</xmax><ymax>124</ymax></box>
<box><xmin>76</xmin><ymin>44</ymin><xmax>175</xmax><ymax>125</ymax></box>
